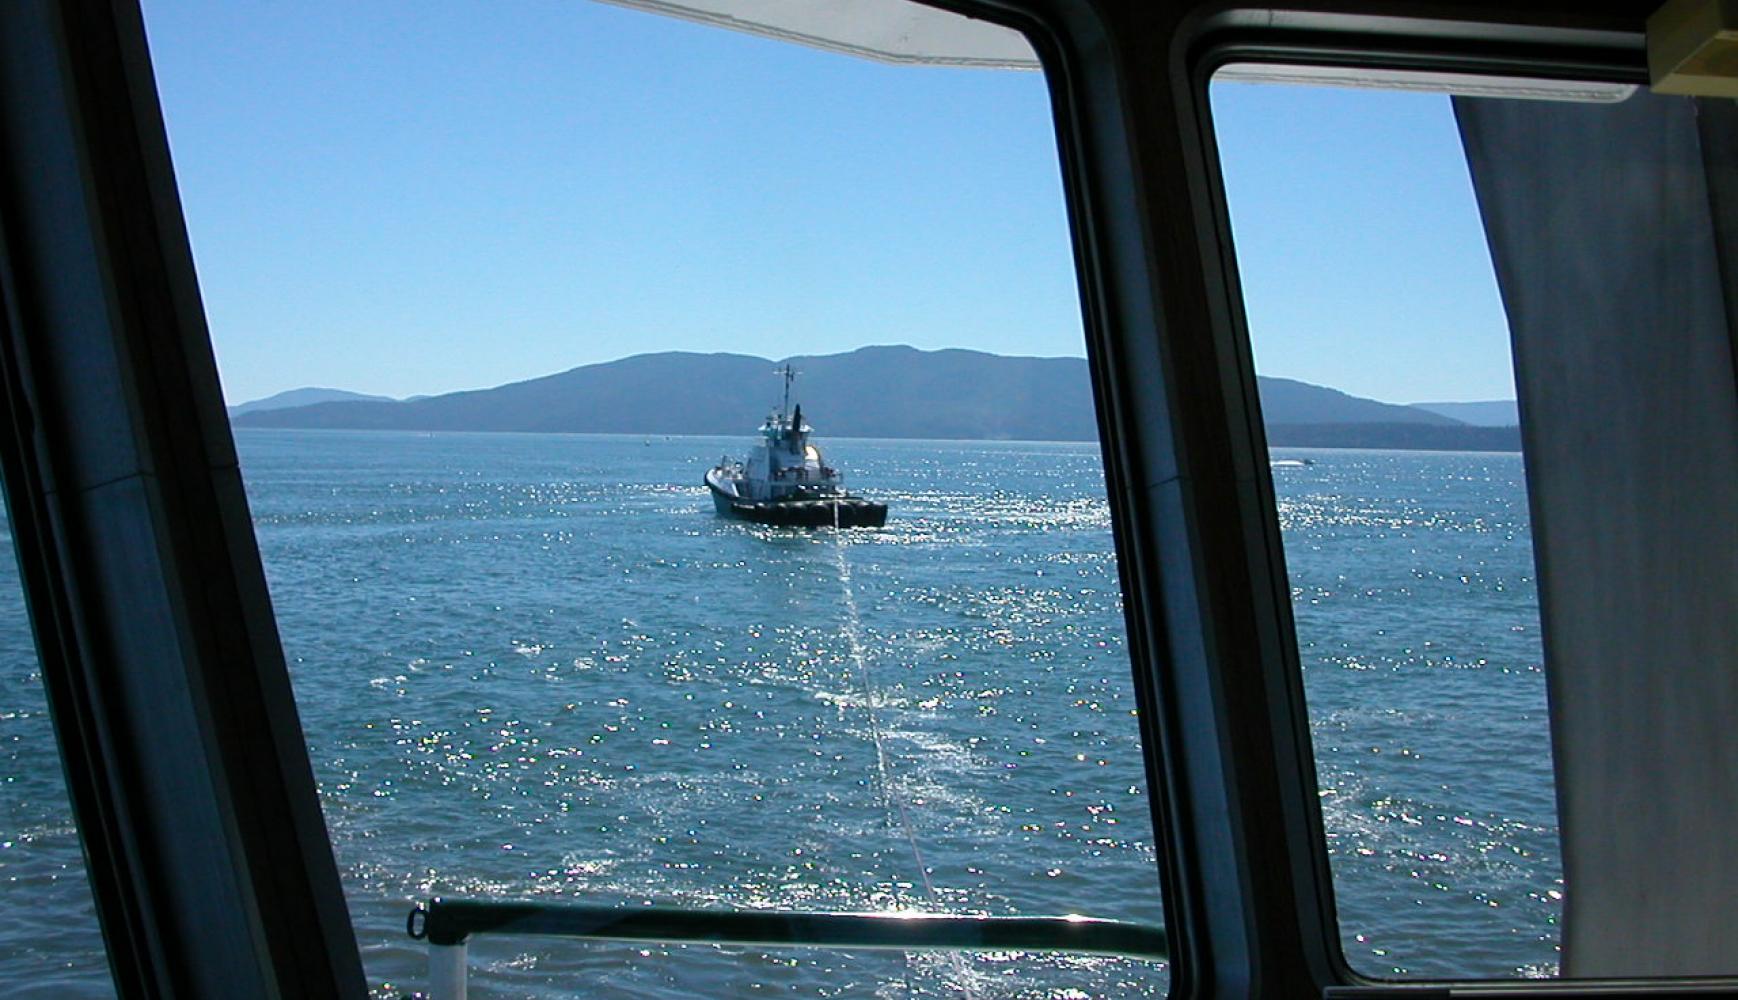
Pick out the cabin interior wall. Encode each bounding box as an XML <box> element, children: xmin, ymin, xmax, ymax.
<box><xmin>1455</xmin><ymin>88</ymin><xmax>1738</xmax><ymax>977</ymax></box>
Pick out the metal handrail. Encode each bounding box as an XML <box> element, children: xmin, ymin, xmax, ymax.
<box><xmin>410</xmin><ymin>896</ymin><xmax>1168</xmax><ymax>957</ymax></box>
<box><xmin>408</xmin><ymin>897</ymin><xmax>1167</xmax><ymax>997</ymax></box>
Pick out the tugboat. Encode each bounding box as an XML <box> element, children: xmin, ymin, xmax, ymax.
<box><xmin>705</xmin><ymin>365</ymin><xmax>888</xmax><ymax>528</ymax></box>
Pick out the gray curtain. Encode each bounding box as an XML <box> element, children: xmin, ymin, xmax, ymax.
<box><xmin>1455</xmin><ymin>89</ymin><xmax>1738</xmax><ymax>977</ymax></box>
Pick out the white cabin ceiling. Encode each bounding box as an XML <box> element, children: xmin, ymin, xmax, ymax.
<box><xmin>598</xmin><ymin>0</ymin><xmax>1638</xmax><ymax>103</ymax></box>
<box><xmin>596</xmin><ymin>0</ymin><xmax>1042</xmax><ymax>68</ymax></box>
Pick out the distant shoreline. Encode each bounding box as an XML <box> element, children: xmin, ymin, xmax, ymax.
<box><xmin>227</xmin><ymin>347</ymin><xmax>1516</xmax><ymax>447</ymax></box>
<box><xmin>1265</xmin><ymin>422</ymin><xmax>1521</xmax><ymax>452</ymax></box>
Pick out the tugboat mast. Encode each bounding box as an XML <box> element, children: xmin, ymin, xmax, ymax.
<box><xmin>778</xmin><ymin>363</ymin><xmax>797</xmax><ymax>422</ymax></box>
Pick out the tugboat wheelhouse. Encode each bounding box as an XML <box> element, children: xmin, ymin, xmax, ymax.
<box><xmin>0</xmin><ymin>0</ymin><xmax>1733</xmax><ymax>997</ymax></box>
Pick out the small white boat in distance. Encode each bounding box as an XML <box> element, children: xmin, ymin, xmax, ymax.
<box><xmin>704</xmin><ymin>365</ymin><xmax>888</xmax><ymax>528</ymax></box>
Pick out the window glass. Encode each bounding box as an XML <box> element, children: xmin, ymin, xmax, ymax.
<box><xmin>1210</xmin><ymin>78</ymin><xmax>1560</xmax><ymax>979</ymax></box>
<box><xmin>0</xmin><ymin>501</ymin><xmax>115</xmax><ymax>997</ymax></box>
<box><xmin>141</xmin><ymin>2</ymin><xmax>1166</xmax><ymax>996</ymax></box>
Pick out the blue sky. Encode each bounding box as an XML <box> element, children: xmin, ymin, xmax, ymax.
<box><xmin>141</xmin><ymin>0</ymin><xmax>1515</xmax><ymax>406</ymax></box>
<box><xmin>1211</xmin><ymin>82</ymin><xmax>1515</xmax><ymax>404</ymax></box>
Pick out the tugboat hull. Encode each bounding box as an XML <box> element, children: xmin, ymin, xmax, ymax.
<box><xmin>706</xmin><ymin>479</ymin><xmax>887</xmax><ymax>528</ymax></box>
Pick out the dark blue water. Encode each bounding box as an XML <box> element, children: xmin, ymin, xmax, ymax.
<box><xmin>0</xmin><ymin>558</ymin><xmax>110</xmax><ymax>1000</ymax></box>
<box><xmin>1275</xmin><ymin>452</ymin><xmax>1558</xmax><ymax>978</ymax></box>
<box><xmin>0</xmin><ymin>432</ymin><xmax>1556</xmax><ymax>996</ymax></box>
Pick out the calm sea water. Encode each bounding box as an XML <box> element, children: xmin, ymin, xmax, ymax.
<box><xmin>0</xmin><ymin>431</ymin><xmax>1556</xmax><ymax>997</ymax></box>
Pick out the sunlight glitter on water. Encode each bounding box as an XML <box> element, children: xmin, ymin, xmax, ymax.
<box><xmin>0</xmin><ymin>433</ymin><xmax>1559</xmax><ymax>996</ymax></box>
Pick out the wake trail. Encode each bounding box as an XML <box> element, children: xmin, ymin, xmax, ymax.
<box><xmin>829</xmin><ymin>522</ymin><xmax>972</xmax><ymax>997</ymax></box>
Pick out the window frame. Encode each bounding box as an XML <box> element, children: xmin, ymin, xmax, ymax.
<box><xmin>0</xmin><ymin>1</ymin><xmax>365</xmax><ymax>994</ymax></box>
<box><xmin>1179</xmin><ymin>9</ymin><xmax>1738</xmax><ymax>998</ymax></box>
<box><xmin>1187</xmin><ymin>24</ymin><xmax>1649</xmax><ymax>990</ymax></box>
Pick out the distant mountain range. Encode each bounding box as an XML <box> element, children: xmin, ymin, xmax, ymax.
<box><xmin>231</xmin><ymin>346</ymin><xmax>1520</xmax><ymax>451</ymax></box>
<box><xmin>227</xmin><ymin>386</ymin><xmax>396</xmax><ymax>417</ymax></box>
